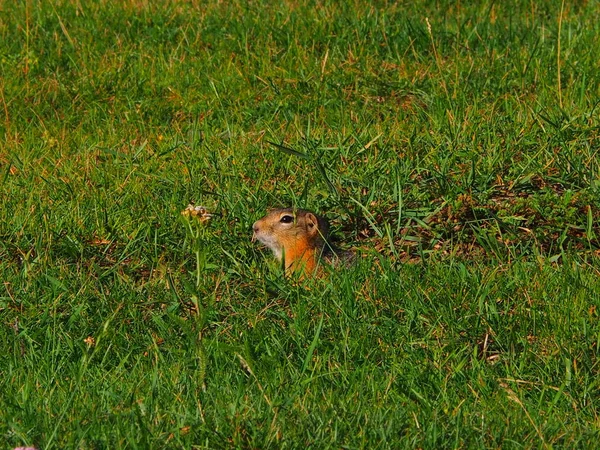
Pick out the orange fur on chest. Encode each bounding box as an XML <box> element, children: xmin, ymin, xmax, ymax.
<box><xmin>282</xmin><ymin>237</ymin><xmax>319</xmax><ymax>274</ymax></box>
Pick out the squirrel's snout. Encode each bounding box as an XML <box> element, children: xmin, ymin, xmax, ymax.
<box><xmin>251</xmin><ymin>222</ymin><xmax>260</xmax><ymax>242</ymax></box>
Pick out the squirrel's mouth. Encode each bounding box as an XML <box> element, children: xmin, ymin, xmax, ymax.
<box><xmin>252</xmin><ymin>231</ymin><xmax>272</xmax><ymax>247</ymax></box>
<box><xmin>252</xmin><ymin>232</ymin><xmax>283</xmax><ymax>259</ymax></box>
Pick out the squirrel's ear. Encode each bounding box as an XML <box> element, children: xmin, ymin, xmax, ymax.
<box><xmin>305</xmin><ymin>213</ymin><xmax>319</xmax><ymax>236</ymax></box>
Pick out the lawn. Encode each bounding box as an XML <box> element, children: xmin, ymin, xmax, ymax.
<box><xmin>1</xmin><ymin>0</ymin><xmax>600</xmax><ymax>448</ymax></box>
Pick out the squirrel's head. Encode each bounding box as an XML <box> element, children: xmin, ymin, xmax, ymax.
<box><xmin>252</xmin><ymin>208</ymin><xmax>329</xmax><ymax>262</ymax></box>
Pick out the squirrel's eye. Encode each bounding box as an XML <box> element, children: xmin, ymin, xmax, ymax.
<box><xmin>280</xmin><ymin>215</ymin><xmax>294</xmax><ymax>223</ymax></box>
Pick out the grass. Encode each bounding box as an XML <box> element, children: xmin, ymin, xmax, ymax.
<box><xmin>1</xmin><ymin>0</ymin><xmax>600</xmax><ymax>448</ymax></box>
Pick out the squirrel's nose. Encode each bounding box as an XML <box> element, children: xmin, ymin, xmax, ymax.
<box><xmin>252</xmin><ymin>222</ymin><xmax>259</xmax><ymax>242</ymax></box>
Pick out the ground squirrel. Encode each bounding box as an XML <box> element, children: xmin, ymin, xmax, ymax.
<box><xmin>252</xmin><ymin>208</ymin><xmax>353</xmax><ymax>276</ymax></box>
